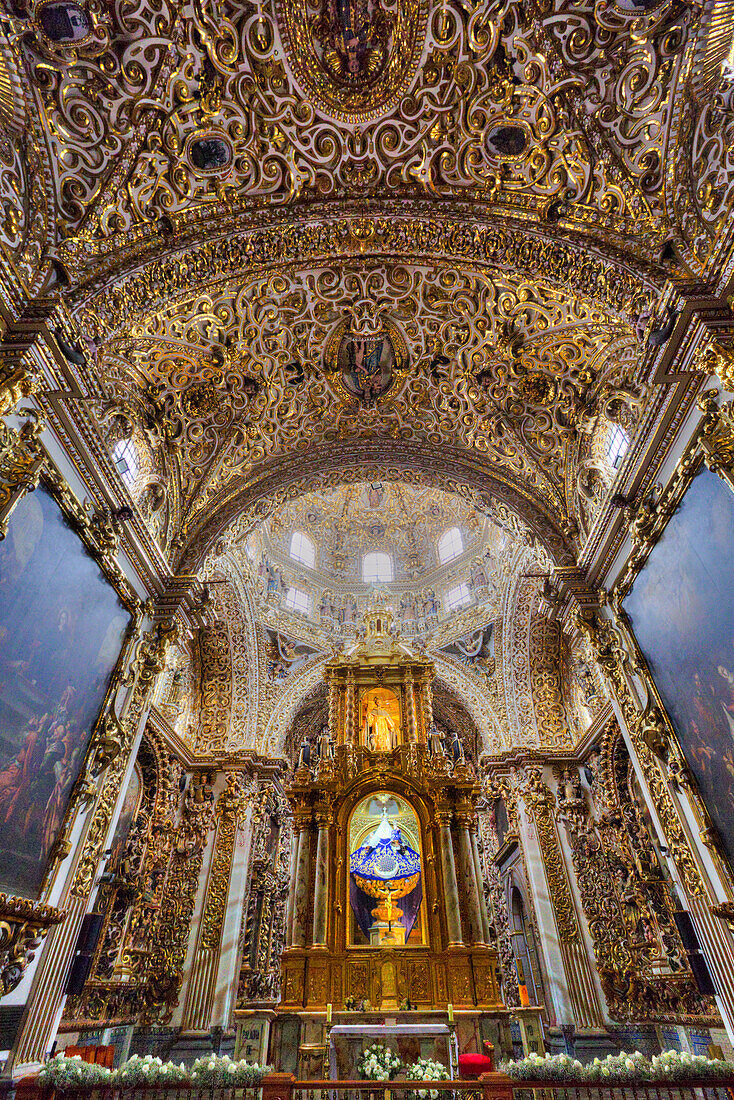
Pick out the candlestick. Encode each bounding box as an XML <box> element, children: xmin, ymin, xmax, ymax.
<box><xmin>447</xmin><ymin>1003</ymin><xmax>454</xmax><ymax>1023</ymax></box>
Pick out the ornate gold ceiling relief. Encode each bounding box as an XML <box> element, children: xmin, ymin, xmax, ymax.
<box><xmin>4</xmin><ymin>0</ymin><xmax>700</xmax><ymax>274</ymax></box>
<box><xmin>276</xmin><ymin>0</ymin><xmax>428</xmax><ymax>122</ymax></box>
<box><xmin>82</xmin><ymin>258</ymin><xmax>641</xmax><ymax>569</ymax></box>
<box><xmin>664</xmin><ymin>2</ymin><xmax>734</xmax><ymax>273</ymax></box>
<box><xmin>0</xmin><ymin>23</ymin><xmax>53</xmax><ymax>296</ymax></box>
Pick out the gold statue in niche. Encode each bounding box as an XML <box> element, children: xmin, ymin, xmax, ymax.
<box><xmin>362</xmin><ymin>687</ymin><xmax>400</xmax><ymax>750</ymax></box>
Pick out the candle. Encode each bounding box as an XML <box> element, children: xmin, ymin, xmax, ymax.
<box><xmin>326</xmin><ymin>1003</ymin><xmax>332</xmax><ymax>1024</ymax></box>
<box><xmin>447</xmin><ymin>1003</ymin><xmax>454</xmax><ymax>1023</ymax></box>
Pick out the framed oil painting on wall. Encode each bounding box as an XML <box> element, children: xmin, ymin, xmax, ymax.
<box><xmin>0</xmin><ymin>485</ymin><xmax>132</xmax><ymax>898</ymax></box>
<box><xmin>623</xmin><ymin>466</ymin><xmax>734</xmax><ymax>872</ymax></box>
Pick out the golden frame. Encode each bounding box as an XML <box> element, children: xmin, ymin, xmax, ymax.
<box><xmin>0</xmin><ymin>423</ymin><xmax>143</xmax><ymax>903</ymax></box>
<box><xmin>610</xmin><ymin>393</ymin><xmax>734</xmax><ymax>887</ymax></box>
<box><xmin>345</xmin><ymin>789</ymin><xmax>428</xmax><ymax>949</ymax></box>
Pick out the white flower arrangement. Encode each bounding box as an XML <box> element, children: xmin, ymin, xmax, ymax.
<box><xmin>39</xmin><ymin>1055</ymin><xmax>112</xmax><ymax>1090</ymax></box>
<box><xmin>500</xmin><ymin>1050</ymin><xmax>733</xmax><ymax>1084</ymax></box>
<box><xmin>40</xmin><ymin>1051</ymin><xmax>271</xmax><ymax>1090</ymax></box>
<box><xmin>357</xmin><ymin>1043</ymin><xmax>403</xmax><ymax>1082</ymax></box>
<box><xmin>191</xmin><ymin>1054</ymin><xmax>271</xmax><ymax>1087</ymax></box>
<box><xmin>111</xmin><ymin>1054</ymin><xmax>189</xmax><ymax>1086</ymax></box>
<box><xmin>404</xmin><ymin>1057</ymin><xmax>450</xmax><ymax>1098</ymax></box>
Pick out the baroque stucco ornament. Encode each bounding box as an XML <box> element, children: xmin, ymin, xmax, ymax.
<box><xmin>276</xmin><ymin>0</ymin><xmax>429</xmax><ymax>122</ymax></box>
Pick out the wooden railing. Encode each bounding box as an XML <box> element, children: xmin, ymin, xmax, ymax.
<box><xmin>10</xmin><ymin>1074</ymin><xmax>734</xmax><ymax>1100</ymax></box>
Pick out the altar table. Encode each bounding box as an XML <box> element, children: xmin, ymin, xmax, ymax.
<box><xmin>328</xmin><ymin>1022</ymin><xmax>458</xmax><ymax>1080</ymax></box>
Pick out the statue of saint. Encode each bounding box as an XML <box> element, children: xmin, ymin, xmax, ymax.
<box><xmin>366</xmin><ymin>694</ymin><xmax>397</xmax><ymax>751</ymax></box>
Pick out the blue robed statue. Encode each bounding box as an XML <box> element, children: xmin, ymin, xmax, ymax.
<box><xmin>349</xmin><ymin>804</ymin><xmax>422</xmax><ymax>945</ymax></box>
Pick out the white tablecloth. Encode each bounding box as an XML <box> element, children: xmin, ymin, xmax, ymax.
<box><xmin>328</xmin><ymin>1023</ymin><xmax>457</xmax><ymax>1079</ymax></box>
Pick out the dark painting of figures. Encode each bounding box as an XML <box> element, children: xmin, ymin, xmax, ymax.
<box><xmin>0</xmin><ymin>487</ymin><xmax>131</xmax><ymax>897</ymax></box>
<box><xmin>623</xmin><ymin>467</ymin><xmax>734</xmax><ymax>872</ymax></box>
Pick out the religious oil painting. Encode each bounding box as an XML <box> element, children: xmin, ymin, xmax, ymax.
<box><xmin>348</xmin><ymin>793</ymin><xmax>424</xmax><ymax>947</ymax></box>
<box><xmin>360</xmin><ymin>686</ymin><xmax>401</xmax><ymax>750</ymax></box>
<box><xmin>338</xmin><ymin>330</ymin><xmax>395</xmax><ymax>406</ymax></box>
<box><xmin>0</xmin><ymin>487</ymin><xmax>132</xmax><ymax>897</ymax></box>
<box><xmin>623</xmin><ymin>467</ymin><xmax>734</xmax><ymax>871</ymax></box>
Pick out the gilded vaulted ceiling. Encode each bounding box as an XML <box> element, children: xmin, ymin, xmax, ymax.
<box><xmin>4</xmin><ymin>0</ymin><xmax>734</xmax><ymax>758</ymax></box>
<box><xmin>8</xmin><ymin>0</ymin><xmax>728</xmax><ymax>277</ymax></box>
<box><xmin>91</xmin><ymin>255</ymin><xmax>640</xmax><ymax>569</ymax></box>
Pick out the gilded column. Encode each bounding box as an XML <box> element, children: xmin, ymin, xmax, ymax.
<box><xmin>285</xmin><ymin>825</ymin><xmax>299</xmax><ymax>947</ymax></box>
<box><xmin>518</xmin><ymin>766</ymin><xmax>604</xmax><ymax>1028</ymax></box>
<box><xmin>419</xmin><ymin>670</ymin><xmax>433</xmax><ymax>744</ymax></box>
<box><xmin>457</xmin><ymin>812</ymin><xmax>485</xmax><ymax>944</ymax></box>
<box><xmin>312</xmin><ymin>807</ymin><xmax>331</xmax><ymax>947</ymax></box>
<box><xmin>404</xmin><ymin>668</ymin><xmax>418</xmax><ymax>743</ymax></box>
<box><xmin>345</xmin><ymin>670</ymin><xmax>355</xmax><ymax>744</ymax></box>
<box><xmin>181</xmin><ymin>774</ymin><xmax>246</xmax><ymax>1030</ymax></box>
<box><xmin>470</xmin><ymin>824</ymin><xmax>492</xmax><ymax>944</ymax></box>
<box><xmin>327</xmin><ymin>669</ymin><xmax>339</xmax><ymax>741</ymax></box>
<box><xmin>437</xmin><ymin>811</ymin><xmax>463</xmax><ymax>946</ymax></box>
<box><xmin>292</xmin><ymin>814</ymin><xmax>313</xmax><ymax>948</ymax></box>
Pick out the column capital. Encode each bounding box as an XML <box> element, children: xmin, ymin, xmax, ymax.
<box><xmin>455</xmin><ymin>810</ymin><xmax>476</xmax><ymax>830</ymax></box>
<box><xmin>435</xmin><ymin>809</ymin><xmax>453</xmax><ymax>828</ymax></box>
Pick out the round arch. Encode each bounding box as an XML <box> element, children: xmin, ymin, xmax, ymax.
<box><xmin>185</xmin><ymin>440</ymin><xmax>572</xmax><ymax>574</ymax></box>
<box><xmin>71</xmin><ymin>212</ymin><xmax>662</xmax><ymax>334</ymax></box>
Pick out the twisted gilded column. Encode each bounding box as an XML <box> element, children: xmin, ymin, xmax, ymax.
<box><xmin>404</xmin><ymin>668</ymin><xmax>418</xmax><ymax>743</ymax></box>
<box><xmin>327</xmin><ymin>669</ymin><xmax>339</xmax><ymax>741</ymax></box>
<box><xmin>437</xmin><ymin>811</ymin><xmax>463</xmax><ymax>946</ymax></box>
<box><xmin>312</xmin><ymin>807</ymin><xmax>332</xmax><ymax>947</ymax></box>
<box><xmin>291</xmin><ymin>813</ymin><xmax>313</xmax><ymax>948</ymax></box>
<box><xmin>345</xmin><ymin>670</ymin><xmax>355</xmax><ymax>744</ymax></box>
<box><xmin>419</xmin><ymin>671</ymin><xmax>433</xmax><ymax>744</ymax></box>
<box><xmin>457</xmin><ymin>812</ymin><xmax>485</xmax><ymax>944</ymax></box>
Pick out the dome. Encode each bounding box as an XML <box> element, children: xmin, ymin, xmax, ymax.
<box><xmin>242</xmin><ymin>480</ymin><xmax>519</xmax><ymax>638</ymax></box>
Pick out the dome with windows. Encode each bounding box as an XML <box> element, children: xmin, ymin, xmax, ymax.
<box><xmin>240</xmin><ymin>480</ymin><xmax>521</xmax><ymax>638</ymax></box>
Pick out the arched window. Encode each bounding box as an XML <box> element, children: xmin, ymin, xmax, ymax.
<box><xmin>290</xmin><ymin>530</ymin><xmax>316</xmax><ymax>568</ymax></box>
<box><xmin>605</xmin><ymin>424</ymin><xmax>629</xmax><ymax>470</ymax></box>
<box><xmin>363</xmin><ymin>551</ymin><xmax>393</xmax><ymax>583</ymax></box>
<box><xmin>284</xmin><ymin>586</ymin><xmax>311</xmax><ymax>615</ymax></box>
<box><xmin>112</xmin><ymin>438</ymin><xmax>138</xmax><ymax>487</ymax></box>
<box><xmin>445</xmin><ymin>582</ymin><xmax>471</xmax><ymax>611</ymax></box>
<box><xmin>438</xmin><ymin>526</ymin><xmax>463</xmax><ymax>564</ymax></box>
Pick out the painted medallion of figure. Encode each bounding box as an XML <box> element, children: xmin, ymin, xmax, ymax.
<box><xmin>315</xmin><ymin>0</ymin><xmax>393</xmax><ymax>84</ymax></box>
<box><xmin>324</xmin><ymin>318</ymin><xmax>408</xmax><ymax>407</ymax></box>
<box><xmin>338</xmin><ymin>331</ymin><xmax>395</xmax><ymax>405</ymax></box>
<box><xmin>277</xmin><ymin>0</ymin><xmax>427</xmax><ymax>121</ymax></box>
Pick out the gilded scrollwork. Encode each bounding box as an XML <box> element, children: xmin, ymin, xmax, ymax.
<box><xmin>555</xmin><ymin>733</ymin><xmax>717</xmax><ymax>1023</ymax></box>
<box><xmin>0</xmin><ymin>894</ymin><xmax>65</xmax><ymax>998</ymax></box>
<box><xmin>517</xmin><ymin>765</ymin><xmax>579</xmax><ymax>945</ymax></box>
<box><xmin>200</xmin><ymin>772</ymin><xmax>250</xmax><ymax>951</ymax></box>
<box><xmin>142</xmin><ymin>772</ymin><xmax>215</xmax><ymax>1022</ymax></box>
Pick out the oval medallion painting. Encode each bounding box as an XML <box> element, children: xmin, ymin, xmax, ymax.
<box><xmin>277</xmin><ymin>0</ymin><xmax>428</xmax><ymax>122</ymax></box>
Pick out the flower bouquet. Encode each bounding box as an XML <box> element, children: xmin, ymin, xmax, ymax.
<box><xmin>501</xmin><ymin>1050</ymin><xmax>733</xmax><ymax>1084</ymax></box>
<box><xmin>404</xmin><ymin>1057</ymin><xmax>450</xmax><ymax>1099</ymax></box>
<box><xmin>357</xmin><ymin>1043</ymin><xmax>403</xmax><ymax>1081</ymax></box>
<box><xmin>39</xmin><ymin>1055</ymin><xmax>112</xmax><ymax>1090</ymax></box>
<box><xmin>112</xmin><ymin>1054</ymin><xmax>189</xmax><ymax>1086</ymax></box>
<box><xmin>191</xmin><ymin>1054</ymin><xmax>271</xmax><ymax>1087</ymax></box>
<box><xmin>650</xmin><ymin>1051</ymin><xmax>733</xmax><ymax>1081</ymax></box>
